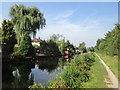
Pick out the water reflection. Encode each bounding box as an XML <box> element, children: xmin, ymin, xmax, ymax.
<box><xmin>2</xmin><ymin>57</ymin><xmax>68</xmax><ymax>88</ymax></box>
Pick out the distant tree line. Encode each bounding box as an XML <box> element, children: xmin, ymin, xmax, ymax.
<box><xmin>39</xmin><ymin>34</ymin><xmax>75</xmax><ymax>56</ymax></box>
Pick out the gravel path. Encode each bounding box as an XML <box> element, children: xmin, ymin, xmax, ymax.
<box><xmin>95</xmin><ymin>53</ymin><xmax>118</xmax><ymax>88</ymax></box>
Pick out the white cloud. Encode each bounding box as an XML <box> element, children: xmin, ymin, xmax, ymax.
<box><xmin>50</xmin><ymin>9</ymin><xmax>77</xmax><ymax>21</ymax></box>
<box><xmin>62</xmin><ymin>10</ymin><xmax>77</xmax><ymax>18</ymax></box>
<box><xmin>37</xmin><ymin>20</ymin><xmax>104</xmax><ymax>47</ymax></box>
<box><xmin>36</xmin><ymin>10</ymin><xmax>114</xmax><ymax>47</ymax></box>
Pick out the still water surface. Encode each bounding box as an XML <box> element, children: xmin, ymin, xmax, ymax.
<box><xmin>2</xmin><ymin>57</ymin><xmax>70</xmax><ymax>88</ymax></box>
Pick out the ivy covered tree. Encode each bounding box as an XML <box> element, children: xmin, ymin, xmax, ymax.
<box><xmin>19</xmin><ymin>32</ymin><xmax>34</xmax><ymax>56</ymax></box>
<box><xmin>9</xmin><ymin>4</ymin><xmax>46</xmax><ymax>44</ymax></box>
<box><xmin>1</xmin><ymin>19</ymin><xmax>16</xmax><ymax>56</ymax></box>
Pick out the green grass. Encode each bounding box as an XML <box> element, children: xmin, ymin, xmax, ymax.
<box><xmin>82</xmin><ymin>53</ymin><xmax>108</xmax><ymax>88</ymax></box>
<box><xmin>96</xmin><ymin>52</ymin><xmax>118</xmax><ymax>78</ymax></box>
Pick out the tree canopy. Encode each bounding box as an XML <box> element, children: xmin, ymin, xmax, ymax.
<box><xmin>78</xmin><ymin>42</ymin><xmax>87</xmax><ymax>53</ymax></box>
<box><xmin>1</xmin><ymin>19</ymin><xmax>16</xmax><ymax>55</ymax></box>
<box><xmin>9</xmin><ymin>4</ymin><xmax>46</xmax><ymax>44</ymax></box>
<box><xmin>95</xmin><ymin>24</ymin><xmax>119</xmax><ymax>56</ymax></box>
<box><xmin>50</xmin><ymin>34</ymin><xmax>65</xmax><ymax>42</ymax></box>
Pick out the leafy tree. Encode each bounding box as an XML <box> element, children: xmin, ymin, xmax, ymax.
<box><xmin>1</xmin><ymin>19</ymin><xmax>16</xmax><ymax>56</ymax></box>
<box><xmin>62</xmin><ymin>40</ymin><xmax>75</xmax><ymax>55</ymax></box>
<box><xmin>40</xmin><ymin>40</ymin><xmax>61</xmax><ymax>56</ymax></box>
<box><xmin>9</xmin><ymin>4</ymin><xmax>46</xmax><ymax>44</ymax></box>
<box><xmin>78</xmin><ymin>42</ymin><xmax>87</xmax><ymax>53</ymax></box>
<box><xmin>50</xmin><ymin>34</ymin><xmax>65</xmax><ymax>42</ymax></box>
<box><xmin>87</xmin><ymin>47</ymin><xmax>94</xmax><ymax>52</ymax></box>
<box><xmin>95</xmin><ymin>39</ymin><xmax>103</xmax><ymax>50</ymax></box>
<box><xmin>95</xmin><ymin>24</ymin><xmax>119</xmax><ymax>56</ymax></box>
<box><xmin>19</xmin><ymin>32</ymin><xmax>34</xmax><ymax>56</ymax></box>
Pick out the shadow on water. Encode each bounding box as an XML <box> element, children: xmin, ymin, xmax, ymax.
<box><xmin>2</xmin><ymin>56</ymin><xmax>71</xmax><ymax>88</ymax></box>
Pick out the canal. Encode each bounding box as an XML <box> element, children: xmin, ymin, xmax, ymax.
<box><xmin>2</xmin><ymin>56</ymin><xmax>71</xmax><ymax>88</ymax></box>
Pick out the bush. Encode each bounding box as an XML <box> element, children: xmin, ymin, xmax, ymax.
<box><xmin>40</xmin><ymin>40</ymin><xmax>61</xmax><ymax>56</ymax></box>
<box><xmin>29</xmin><ymin>83</ymin><xmax>44</xmax><ymax>89</ymax></box>
<box><xmin>19</xmin><ymin>33</ymin><xmax>34</xmax><ymax>56</ymax></box>
<box><xmin>14</xmin><ymin>46</ymin><xmax>19</xmax><ymax>52</ymax></box>
<box><xmin>32</xmin><ymin>44</ymin><xmax>40</xmax><ymax>48</ymax></box>
<box><xmin>52</xmin><ymin>53</ymin><xmax>95</xmax><ymax>88</ymax></box>
<box><xmin>49</xmin><ymin>77</ymin><xmax>68</xmax><ymax>88</ymax></box>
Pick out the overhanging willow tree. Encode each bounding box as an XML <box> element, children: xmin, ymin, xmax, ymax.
<box><xmin>9</xmin><ymin>4</ymin><xmax>46</xmax><ymax>44</ymax></box>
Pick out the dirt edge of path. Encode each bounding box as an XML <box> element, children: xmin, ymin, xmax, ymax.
<box><xmin>95</xmin><ymin>53</ymin><xmax>118</xmax><ymax>89</ymax></box>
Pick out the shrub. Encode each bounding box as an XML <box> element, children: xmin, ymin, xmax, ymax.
<box><xmin>33</xmin><ymin>44</ymin><xmax>40</xmax><ymax>48</ymax></box>
<box><xmin>56</xmin><ymin>53</ymin><xmax>95</xmax><ymax>88</ymax></box>
<box><xmin>40</xmin><ymin>40</ymin><xmax>61</xmax><ymax>56</ymax></box>
<box><xmin>19</xmin><ymin>33</ymin><xmax>34</xmax><ymax>56</ymax></box>
<box><xmin>14</xmin><ymin>46</ymin><xmax>19</xmax><ymax>52</ymax></box>
<box><xmin>49</xmin><ymin>77</ymin><xmax>68</xmax><ymax>88</ymax></box>
<box><xmin>29</xmin><ymin>83</ymin><xmax>44</xmax><ymax>89</ymax></box>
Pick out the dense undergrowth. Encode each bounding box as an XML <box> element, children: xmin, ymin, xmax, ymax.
<box><xmin>29</xmin><ymin>53</ymin><xmax>96</xmax><ymax>88</ymax></box>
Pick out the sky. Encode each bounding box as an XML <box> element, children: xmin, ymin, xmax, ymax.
<box><xmin>0</xmin><ymin>2</ymin><xmax>118</xmax><ymax>47</ymax></box>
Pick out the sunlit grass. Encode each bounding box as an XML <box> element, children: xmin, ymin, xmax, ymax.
<box><xmin>82</xmin><ymin>53</ymin><xmax>108</xmax><ymax>88</ymax></box>
<box><xmin>97</xmin><ymin>53</ymin><xmax>118</xmax><ymax>78</ymax></box>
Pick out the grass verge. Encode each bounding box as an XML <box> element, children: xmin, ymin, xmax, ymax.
<box><xmin>96</xmin><ymin>52</ymin><xmax>118</xmax><ymax>78</ymax></box>
<box><xmin>82</xmin><ymin>53</ymin><xmax>108</xmax><ymax>88</ymax></box>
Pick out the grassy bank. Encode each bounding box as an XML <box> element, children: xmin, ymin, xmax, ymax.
<box><xmin>96</xmin><ymin>52</ymin><xmax>118</xmax><ymax>78</ymax></box>
<box><xmin>49</xmin><ymin>53</ymin><xmax>109</xmax><ymax>88</ymax></box>
<box><xmin>48</xmin><ymin>53</ymin><xmax>95</xmax><ymax>88</ymax></box>
<box><xmin>82</xmin><ymin>53</ymin><xmax>108</xmax><ymax>88</ymax></box>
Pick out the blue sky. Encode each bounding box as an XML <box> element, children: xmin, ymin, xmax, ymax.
<box><xmin>0</xmin><ymin>2</ymin><xmax>118</xmax><ymax>47</ymax></box>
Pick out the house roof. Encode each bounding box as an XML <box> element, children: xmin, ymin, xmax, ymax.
<box><xmin>32</xmin><ymin>37</ymin><xmax>42</xmax><ymax>43</ymax></box>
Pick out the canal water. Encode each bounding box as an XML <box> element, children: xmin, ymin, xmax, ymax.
<box><xmin>2</xmin><ymin>57</ymin><xmax>71</xmax><ymax>88</ymax></box>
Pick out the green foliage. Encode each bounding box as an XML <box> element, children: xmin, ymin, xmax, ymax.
<box><xmin>32</xmin><ymin>44</ymin><xmax>40</xmax><ymax>48</ymax></box>
<box><xmin>87</xmin><ymin>47</ymin><xmax>94</xmax><ymax>52</ymax></box>
<box><xmin>19</xmin><ymin>33</ymin><xmax>34</xmax><ymax>56</ymax></box>
<box><xmin>49</xmin><ymin>77</ymin><xmax>68</xmax><ymax>88</ymax></box>
<box><xmin>49</xmin><ymin>34</ymin><xmax>75</xmax><ymax>56</ymax></box>
<box><xmin>9</xmin><ymin>4</ymin><xmax>46</xmax><ymax>44</ymax></box>
<box><xmin>78</xmin><ymin>42</ymin><xmax>87</xmax><ymax>53</ymax></box>
<box><xmin>14</xmin><ymin>46</ymin><xmax>19</xmax><ymax>52</ymax></box>
<box><xmin>29</xmin><ymin>83</ymin><xmax>44</xmax><ymax>89</ymax></box>
<box><xmin>40</xmin><ymin>40</ymin><xmax>61</xmax><ymax>56</ymax></box>
<box><xmin>50</xmin><ymin>53</ymin><xmax>95</xmax><ymax>88</ymax></box>
<box><xmin>82</xmin><ymin>53</ymin><xmax>108</xmax><ymax>88</ymax></box>
<box><xmin>1</xmin><ymin>19</ymin><xmax>16</xmax><ymax>55</ymax></box>
<box><xmin>61</xmin><ymin>40</ymin><xmax>75</xmax><ymax>55</ymax></box>
<box><xmin>50</xmin><ymin>34</ymin><xmax>65</xmax><ymax>42</ymax></box>
<box><xmin>95</xmin><ymin>24</ymin><xmax>119</xmax><ymax>56</ymax></box>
